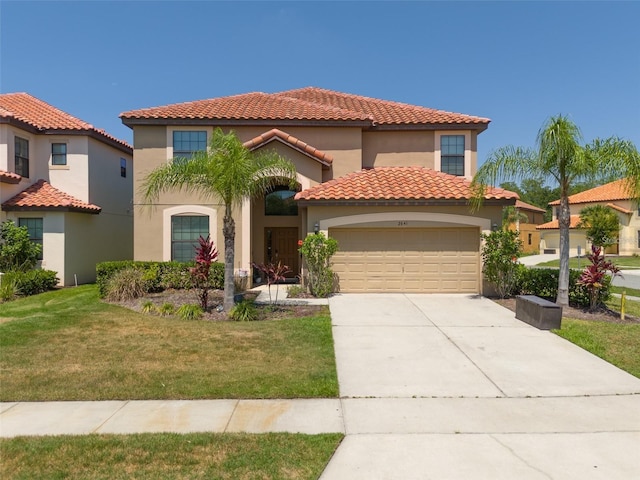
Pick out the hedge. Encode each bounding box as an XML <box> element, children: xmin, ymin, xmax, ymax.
<box><xmin>96</xmin><ymin>261</ymin><xmax>224</xmax><ymax>298</ymax></box>
<box><xmin>3</xmin><ymin>269</ymin><xmax>59</xmax><ymax>296</ymax></box>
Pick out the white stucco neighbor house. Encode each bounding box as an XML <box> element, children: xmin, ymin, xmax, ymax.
<box><xmin>0</xmin><ymin>93</ymin><xmax>133</xmax><ymax>285</ymax></box>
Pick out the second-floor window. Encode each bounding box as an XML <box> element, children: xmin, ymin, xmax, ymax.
<box><xmin>15</xmin><ymin>136</ymin><xmax>29</xmax><ymax>177</ymax></box>
<box><xmin>441</xmin><ymin>135</ymin><xmax>465</xmax><ymax>176</ymax></box>
<box><xmin>173</xmin><ymin>131</ymin><xmax>207</xmax><ymax>160</ymax></box>
<box><xmin>120</xmin><ymin>158</ymin><xmax>127</xmax><ymax>178</ymax></box>
<box><xmin>52</xmin><ymin>143</ymin><xmax>67</xmax><ymax>165</ymax></box>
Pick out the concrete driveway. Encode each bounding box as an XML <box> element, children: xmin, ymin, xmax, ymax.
<box><xmin>322</xmin><ymin>294</ymin><xmax>640</xmax><ymax>479</ymax></box>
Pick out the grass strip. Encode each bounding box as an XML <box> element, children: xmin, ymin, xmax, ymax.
<box><xmin>0</xmin><ymin>285</ymin><xmax>338</xmax><ymax>401</ymax></box>
<box><xmin>1</xmin><ymin>432</ymin><xmax>343</xmax><ymax>480</ymax></box>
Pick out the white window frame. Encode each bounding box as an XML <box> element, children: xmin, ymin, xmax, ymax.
<box><xmin>162</xmin><ymin>205</ymin><xmax>217</xmax><ymax>261</ymax></box>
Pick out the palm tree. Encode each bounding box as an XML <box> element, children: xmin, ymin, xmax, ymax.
<box><xmin>502</xmin><ymin>205</ymin><xmax>529</xmax><ymax>230</ymax></box>
<box><xmin>472</xmin><ymin>115</ymin><xmax>640</xmax><ymax>306</ymax></box>
<box><xmin>142</xmin><ymin>128</ymin><xmax>298</xmax><ymax>311</ymax></box>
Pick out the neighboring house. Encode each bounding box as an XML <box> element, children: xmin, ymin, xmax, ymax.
<box><xmin>507</xmin><ymin>200</ymin><xmax>547</xmax><ymax>254</ymax></box>
<box><xmin>538</xmin><ymin>179</ymin><xmax>640</xmax><ymax>256</ymax></box>
<box><xmin>0</xmin><ymin>93</ymin><xmax>133</xmax><ymax>285</ymax></box>
<box><xmin>120</xmin><ymin>87</ymin><xmax>517</xmax><ymax>294</ymax></box>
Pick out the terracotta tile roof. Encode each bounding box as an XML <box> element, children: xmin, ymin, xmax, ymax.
<box><xmin>0</xmin><ymin>92</ymin><xmax>131</xmax><ymax>151</ymax></box>
<box><xmin>515</xmin><ymin>200</ymin><xmax>546</xmax><ymax>213</ymax></box>
<box><xmin>1</xmin><ymin>179</ymin><xmax>101</xmax><ymax>214</ymax></box>
<box><xmin>549</xmin><ymin>179</ymin><xmax>636</xmax><ymax>205</ymax></box>
<box><xmin>0</xmin><ymin>169</ymin><xmax>22</xmax><ymax>184</ymax></box>
<box><xmin>243</xmin><ymin>129</ymin><xmax>333</xmax><ymax>166</ymax></box>
<box><xmin>295</xmin><ymin>167</ymin><xmax>517</xmax><ymax>203</ymax></box>
<box><xmin>606</xmin><ymin>203</ymin><xmax>633</xmax><ymax>214</ymax></box>
<box><xmin>536</xmin><ymin>215</ymin><xmax>581</xmax><ymax>230</ymax></box>
<box><xmin>277</xmin><ymin>87</ymin><xmax>491</xmax><ymax>126</ymax></box>
<box><xmin>120</xmin><ymin>87</ymin><xmax>490</xmax><ymax>129</ymax></box>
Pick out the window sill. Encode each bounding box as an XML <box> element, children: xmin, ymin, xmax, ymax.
<box><xmin>49</xmin><ymin>165</ymin><xmax>70</xmax><ymax>170</ymax></box>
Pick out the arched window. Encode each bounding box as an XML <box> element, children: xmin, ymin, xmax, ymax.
<box><xmin>265</xmin><ymin>187</ymin><xmax>298</xmax><ymax>216</ymax></box>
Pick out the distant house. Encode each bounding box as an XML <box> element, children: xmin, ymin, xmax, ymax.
<box><xmin>507</xmin><ymin>200</ymin><xmax>547</xmax><ymax>254</ymax></box>
<box><xmin>121</xmin><ymin>87</ymin><xmax>518</xmax><ymax>294</ymax></box>
<box><xmin>0</xmin><ymin>93</ymin><xmax>133</xmax><ymax>285</ymax></box>
<box><xmin>537</xmin><ymin>179</ymin><xmax>640</xmax><ymax>256</ymax></box>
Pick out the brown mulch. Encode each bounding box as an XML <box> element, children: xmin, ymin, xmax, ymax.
<box><xmin>493</xmin><ymin>297</ymin><xmax>640</xmax><ymax>325</ymax></box>
<box><xmin>110</xmin><ymin>288</ymin><xmax>325</xmax><ymax>321</ymax></box>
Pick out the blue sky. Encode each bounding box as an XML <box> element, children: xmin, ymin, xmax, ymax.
<box><xmin>1</xmin><ymin>1</ymin><xmax>639</xmax><ymax>168</ymax></box>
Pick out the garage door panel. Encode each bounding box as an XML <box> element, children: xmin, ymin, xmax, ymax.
<box><xmin>330</xmin><ymin>227</ymin><xmax>479</xmax><ymax>293</ymax></box>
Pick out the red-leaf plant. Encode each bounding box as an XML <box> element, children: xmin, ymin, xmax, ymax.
<box><xmin>252</xmin><ymin>261</ymin><xmax>291</xmax><ymax>305</ymax></box>
<box><xmin>190</xmin><ymin>235</ymin><xmax>219</xmax><ymax>310</ymax></box>
<box><xmin>577</xmin><ymin>245</ymin><xmax>620</xmax><ymax>312</ymax></box>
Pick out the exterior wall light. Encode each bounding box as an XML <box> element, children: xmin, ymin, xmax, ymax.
<box><xmin>314</xmin><ymin>222</ymin><xmax>320</xmax><ymax>234</ymax></box>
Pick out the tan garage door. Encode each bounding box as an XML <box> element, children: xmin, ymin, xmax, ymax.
<box><xmin>330</xmin><ymin>227</ymin><xmax>480</xmax><ymax>293</ymax></box>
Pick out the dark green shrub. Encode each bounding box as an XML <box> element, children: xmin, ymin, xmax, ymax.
<box><xmin>229</xmin><ymin>300</ymin><xmax>258</xmax><ymax>321</ymax></box>
<box><xmin>159</xmin><ymin>262</ymin><xmax>194</xmax><ymax>290</ymax></box>
<box><xmin>105</xmin><ymin>268</ymin><xmax>149</xmax><ymax>301</ymax></box>
<box><xmin>481</xmin><ymin>229</ymin><xmax>523</xmax><ymax>298</ymax></box>
<box><xmin>0</xmin><ymin>220</ymin><xmax>42</xmax><ymax>272</ymax></box>
<box><xmin>518</xmin><ymin>267</ymin><xmax>610</xmax><ymax>309</ymax></box>
<box><xmin>10</xmin><ymin>269</ymin><xmax>58</xmax><ymax>296</ymax></box>
<box><xmin>299</xmin><ymin>233</ymin><xmax>338</xmax><ymax>298</ymax></box>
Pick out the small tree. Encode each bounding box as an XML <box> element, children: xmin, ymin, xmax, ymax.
<box><xmin>0</xmin><ymin>220</ymin><xmax>41</xmax><ymax>272</ymax></box>
<box><xmin>578</xmin><ymin>205</ymin><xmax>620</xmax><ymax>250</ymax></box>
<box><xmin>252</xmin><ymin>261</ymin><xmax>290</xmax><ymax>304</ymax></box>
<box><xmin>481</xmin><ymin>229</ymin><xmax>523</xmax><ymax>299</ymax></box>
<box><xmin>190</xmin><ymin>235</ymin><xmax>218</xmax><ymax>310</ymax></box>
<box><xmin>577</xmin><ymin>245</ymin><xmax>620</xmax><ymax>312</ymax></box>
<box><xmin>299</xmin><ymin>233</ymin><xmax>338</xmax><ymax>298</ymax></box>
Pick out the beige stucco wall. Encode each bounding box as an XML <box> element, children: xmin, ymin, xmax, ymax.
<box><xmin>362</xmin><ymin>131</ymin><xmax>435</xmax><ymax>169</ymax></box>
<box><xmin>539</xmin><ymin>231</ymin><xmax>588</xmax><ymax>257</ymax></box>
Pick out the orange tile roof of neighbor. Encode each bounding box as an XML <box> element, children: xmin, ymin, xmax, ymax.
<box><xmin>1</xmin><ymin>179</ymin><xmax>102</xmax><ymax>214</ymax></box>
<box><xmin>536</xmin><ymin>215</ymin><xmax>581</xmax><ymax>230</ymax></box>
<box><xmin>120</xmin><ymin>87</ymin><xmax>490</xmax><ymax>129</ymax></box>
<box><xmin>0</xmin><ymin>169</ymin><xmax>22</xmax><ymax>184</ymax></box>
<box><xmin>0</xmin><ymin>93</ymin><xmax>132</xmax><ymax>152</ymax></box>
<box><xmin>515</xmin><ymin>200</ymin><xmax>546</xmax><ymax>213</ymax></box>
<box><xmin>295</xmin><ymin>167</ymin><xmax>518</xmax><ymax>203</ymax></box>
<box><xmin>243</xmin><ymin>128</ymin><xmax>333</xmax><ymax>166</ymax></box>
<box><xmin>549</xmin><ymin>179</ymin><xmax>636</xmax><ymax>205</ymax></box>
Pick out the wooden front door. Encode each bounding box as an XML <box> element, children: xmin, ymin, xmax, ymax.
<box><xmin>265</xmin><ymin>227</ymin><xmax>299</xmax><ymax>278</ymax></box>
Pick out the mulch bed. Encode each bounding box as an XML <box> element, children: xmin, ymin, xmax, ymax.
<box><xmin>110</xmin><ymin>288</ymin><xmax>325</xmax><ymax>321</ymax></box>
<box><xmin>493</xmin><ymin>297</ymin><xmax>640</xmax><ymax>325</ymax></box>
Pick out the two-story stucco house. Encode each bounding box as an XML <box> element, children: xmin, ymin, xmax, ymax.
<box><xmin>120</xmin><ymin>87</ymin><xmax>517</xmax><ymax>294</ymax></box>
<box><xmin>0</xmin><ymin>93</ymin><xmax>133</xmax><ymax>285</ymax></box>
<box><xmin>538</xmin><ymin>179</ymin><xmax>640</xmax><ymax>256</ymax></box>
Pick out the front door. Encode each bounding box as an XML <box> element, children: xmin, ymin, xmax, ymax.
<box><xmin>265</xmin><ymin>227</ymin><xmax>299</xmax><ymax>278</ymax></box>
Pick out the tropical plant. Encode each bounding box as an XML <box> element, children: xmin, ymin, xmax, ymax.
<box><xmin>105</xmin><ymin>268</ymin><xmax>148</xmax><ymax>301</ymax></box>
<box><xmin>502</xmin><ymin>205</ymin><xmax>528</xmax><ymax>230</ymax></box>
<box><xmin>190</xmin><ymin>235</ymin><xmax>219</xmax><ymax>310</ymax></box>
<box><xmin>141</xmin><ymin>300</ymin><xmax>155</xmax><ymax>314</ymax></box>
<box><xmin>578</xmin><ymin>205</ymin><xmax>620</xmax><ymax>250</ymax></box>
<box><xmin>472</xmin><ymin>115</ymin><xmax>640</xmax><ymax>306</ymax></box>
<box><xmin>577</xmin><ymin>245</ymin><xmax>620</xmax><ymax>311</ymax></box>
<box><xmin>229</xmin><ymin>299</ymin><xmax>258</xmax><ymax>322</ymax></box>
<box><xmin>481</xmin><ymin>229</ymin><xmax>523</xmax><ymax>298</ymax></box>
<box><xmin>141</xmin><ymin>128</ymin><xmax>297</xmax><ymax>312</ymax></box>
<box><xmin>0</xmin><ymin>220</ymin><xmax>41</xmax><ymax>272</ymax></box>
<box><xmin>176</xmin><ymin>303</ymin><xmax>204</xmax><ymax>320</ymax></box>
<box><xmin>0</xmin><ymin>273</ymin><xmax>20</xmax><ymax>302</ymax></box>
<box><xmin>299</xmin><ymin>233</ymin><xmax>338</xmax><ymax>298</ymax></box>
<box><xmin>158</xmin><ymin>303</ymin><xmax>175</xmax><ymax>316</ymax></box>
<box><xmin>252</xmin><ymin>261</ymin><xmax>291</xmax><ymax>304</ymax></box>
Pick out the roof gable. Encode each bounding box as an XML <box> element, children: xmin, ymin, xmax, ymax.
<box><xmin>242</xmin><ymin>129</ymin><xmax>333</xmax><ymax>167</ymax></box>
<box><xmin>295</xmin><ymin>167</ymin><xmax>517</xmax><ymax>203</ymax></box>
<box><xmin>1</xmin><ymin>179</ymin><xmax>101</xmax><ymax>214</ymax></box>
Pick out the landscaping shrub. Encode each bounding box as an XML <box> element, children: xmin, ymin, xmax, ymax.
<box><xmin>96</xmin><ymin>260</ymin><xmax>224</xmax><ymax>297</ymax></box>
<box><xmin>6</xmin><ymin>269</ymin><xmax>58</xmax><ymax>296</ymax></box>
<box><xmin>105</xmin><ymin>268</ymin><xmax>149</xmax><ymax>301</ymax></box>
<box><xmin>0</xmin><ymin>273</ymin><xmax>19</xmax><ymax>302</ymax></box>
<box><xmin>299</xmin><ymin>233</ymin><xmax>338</xmax><ymax>298</ymax></box>
<box><xmin>481</xmin><ymin>229</ymin><xmax>523</xmax><ymax>298</ymax></box>
<box><xmin>176</xmin><ymin>303</ymin><xmax>204</xmax><ymax>320</ymax></box>
<box><xmin>229</xmin><ymin>300</ymin><xmax>258</xmax><ymax>322</ymax></box>
<box><xmin>0</xmin><ymin>220</ymin><xmax>41</xmax><ymax>272</ymax></box>
<box><xmin>518</xmin><ymin>267</ymin><xmax>611</xmax><ymax>309</ymax></box>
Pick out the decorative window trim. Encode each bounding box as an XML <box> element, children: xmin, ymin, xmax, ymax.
<box><xmin>168</xmin><ymin>129</ymin><xmax>208</xmax><ymax>161</ymax></box>
<box><xmin>162</xmin><ymin>205</ymin><xmax>217</xmax><ymax>261</ymax></box>
<box><xmin>434</xmin><ymin>131</ymin><xmax>472</xmax><ymax>180</ymax></box>
<box><xmin>51</xmin><ymin>143</ymin><xmax>67</xmax><ymax>166</ymax></box>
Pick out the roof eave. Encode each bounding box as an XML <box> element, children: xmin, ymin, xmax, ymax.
<box><xmin>1</xmin><ymin>205</ymin><xmax>102</xmax><ymax>214</ymax></box>
<box><xmin>296</xmin><ymin>198</ymin><xmax>515</xmax><ymax>207</ymax></box>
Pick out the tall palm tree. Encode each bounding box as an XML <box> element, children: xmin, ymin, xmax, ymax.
<box><xmin>142</xmin><ymin>128</ymin><xmax>298</xmax><ymax>311</ymax></box>
<box><xmin>472</xmin><ymin>115</ymin><xmax>640</xmax><ymax>306</ymax></box>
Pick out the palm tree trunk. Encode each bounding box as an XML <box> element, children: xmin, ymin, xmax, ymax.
<box><xmin>556</xmin><ymin>194</ymin><xmax>571</xmax><ymax>306</ymax></box>
<box><xmin>222</xmin><ymin>208</ymin><xmax>235</xmax><ymax>312</ymax></box>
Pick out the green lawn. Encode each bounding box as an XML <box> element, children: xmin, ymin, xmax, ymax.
<box><xmin>0</xmin><ymin>285</ymin><xmax>338</xmax><ymax>401</ymax></box>
<box><xmin>1</xmin><ymin>432</ymin><xmax>343</xmax><ymax>480</ymax></box>
<box><xmin>610</xmin><ymin>286</ymin><xmax>640</xmax><ymax>298</ymax></box>
<box><xmin>538</xmin><ymin>256</ymin><xmax>640</xmax><ymax>269</ymax></box>
<box><xmin>554</xmin><ymin>298</ymin><xmax>640</xmax><ymax>379</ymax></box>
